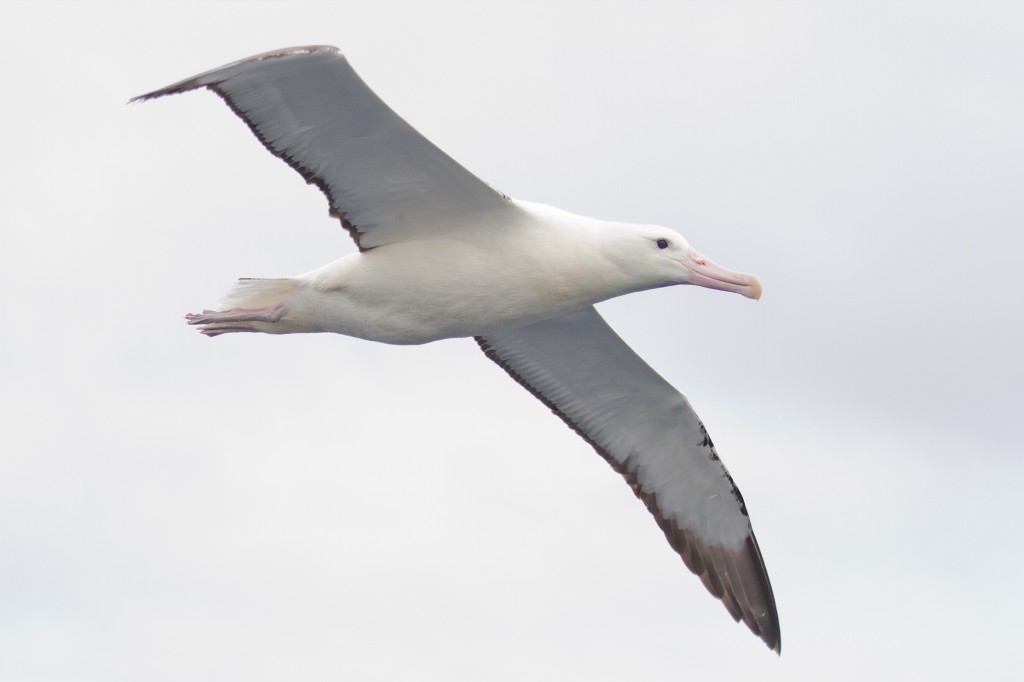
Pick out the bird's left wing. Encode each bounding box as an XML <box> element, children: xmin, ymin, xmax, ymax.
<box><xmin>476</xmin><ymin>306</ymin><xmax>780</xmax><ymax>652</ymax></box>
<box><xmin>131</xmin><ymin>46</ymin><xmax>513</xmax><ymax>250</ymax></box>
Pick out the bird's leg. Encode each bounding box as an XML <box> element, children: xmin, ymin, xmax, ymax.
<box><xmin>185</xmin><ymin>305</ymin><xmax>286</xmax><ymax>337</ymax></box>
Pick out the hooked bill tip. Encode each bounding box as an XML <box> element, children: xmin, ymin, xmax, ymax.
<box><xmin>746</xmin><ymin>275</ymin><xmax>763</xmax><ymax>301</ymax></box>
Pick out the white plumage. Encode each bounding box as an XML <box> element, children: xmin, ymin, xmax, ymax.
<box><xmin>133</xmin><ymin>45</ymin><xmax>780</xmax><ymax>652</ymax></box>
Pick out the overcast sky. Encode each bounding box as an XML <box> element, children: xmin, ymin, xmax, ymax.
<box><xmin>2</xmin><ymin>1</ymin><xmax>1022</xmax><ymax>680</ymax></box>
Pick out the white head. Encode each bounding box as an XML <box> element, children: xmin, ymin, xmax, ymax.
<box><xmin>604</xmin><ymin>224</ymin><xmax>763</xmax><ymax>300</ymax></box>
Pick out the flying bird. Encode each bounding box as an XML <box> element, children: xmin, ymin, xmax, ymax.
<box><xmin>132</xmin><ymin>45</ymin><xmax>780</xmax><ymax>652</ymax></box>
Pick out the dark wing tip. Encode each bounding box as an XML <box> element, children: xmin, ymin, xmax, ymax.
<box><xmin>634</xmin><ymin>472</ymin><xmax>782</xmax><ymax>654</ymax></box>
<box><xmin>128</xmin><ymin>45</ymin><xmax>341</xmax><ymax>103</ymax></box>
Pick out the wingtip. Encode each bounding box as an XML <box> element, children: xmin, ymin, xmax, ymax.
<box><xmin>766</xmin><ymin>627</ymin><xmax>782</xmax><ymax>654</ymax></box>
<box><xmin>770</xmin><ymin>613</ymin><xmax>782</xmax><ymax>654</ymax></box>
<box><xmin>128</xmin><ymin>45</ymin><xmax>344</xmax><ymax>105</ymax></box>
<box><xmin>762</xmin><ymin>618</ymin><xmax>782</xmax><ymax>654</ymax></box>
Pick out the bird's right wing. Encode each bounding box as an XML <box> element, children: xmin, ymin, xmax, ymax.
<box><xmin>132</xmin><ymin>46</ymin><xmax>514</xmax><ymax>251</ymax></box>
<box><xmin>476</xmin><ymin>306</ymin><xmax>780</xmax><ymax>652</ymax></box>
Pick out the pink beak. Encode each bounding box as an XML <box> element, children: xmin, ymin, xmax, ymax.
<box><xmin>684</xmin><ymin>247</ymin><xmax>763</xmax><ymax>300</ymax></box>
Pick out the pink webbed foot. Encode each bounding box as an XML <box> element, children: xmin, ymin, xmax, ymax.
<box><xmin>185</xmin><ymin>305</ymin><xmax>286</xmax><ymax>337</ymax></box>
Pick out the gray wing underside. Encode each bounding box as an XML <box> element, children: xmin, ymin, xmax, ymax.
<box><xmin>477</xmin><ymin>307</ymin><xmax>780</xmax><ymax>653</ymax></box>
<box><xmin>131</xmin><ymin>46</ymin><xmax>511</xmax><ymax>250</ymax></box>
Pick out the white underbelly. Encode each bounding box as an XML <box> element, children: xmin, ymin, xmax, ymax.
<box><xmin>293</xmin><ymin>241</ymin><xmax>609</xmax><ymax>344</ymax></box>
<box><xmin>293</xmin><ymin>280</ymin><xmax>587</xmax><ymax>344</ymax></box>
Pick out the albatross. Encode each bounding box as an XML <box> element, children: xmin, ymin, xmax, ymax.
<box><xmin>132</xmin><ymin>45</ymin><xmax>781</xmax><ymax>653</ymax></box>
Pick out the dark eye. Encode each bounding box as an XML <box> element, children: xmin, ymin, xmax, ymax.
<box><xmin>656</xmin><ymin>239</ymin><xmax>669</xmax><ymax>249</ymax></box>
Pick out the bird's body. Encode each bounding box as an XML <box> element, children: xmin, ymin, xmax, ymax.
<box><xmin>133</xmin><ymin>45</ymin><xmax>780</xmax><ymax>653</ymax></box>
<box><xmin>204</xmin><ymin>200</ymin><xmax>714</xmax><ymax>344</ymax></box>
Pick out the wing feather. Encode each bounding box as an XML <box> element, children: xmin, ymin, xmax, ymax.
<box><xmin>132</xmin><ymin>46</ymin><xmax>511</xmax><ymax>250</ymax></box>
<box><xmin>476</xmin><ymin>306</ymin><xmax>781</xmax><ymax>652</ymax></box>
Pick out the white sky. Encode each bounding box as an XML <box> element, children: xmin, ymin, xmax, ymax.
<box><xmin>2</xmin><ymin>1</ymin><xmax>1022</xmax><ymax>680</ymax></box>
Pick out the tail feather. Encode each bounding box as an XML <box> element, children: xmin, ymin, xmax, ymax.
<box><xmin>219</xmin><ymin>277</ymin><xmax>302</xmax><ymax>310</ymax></box>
